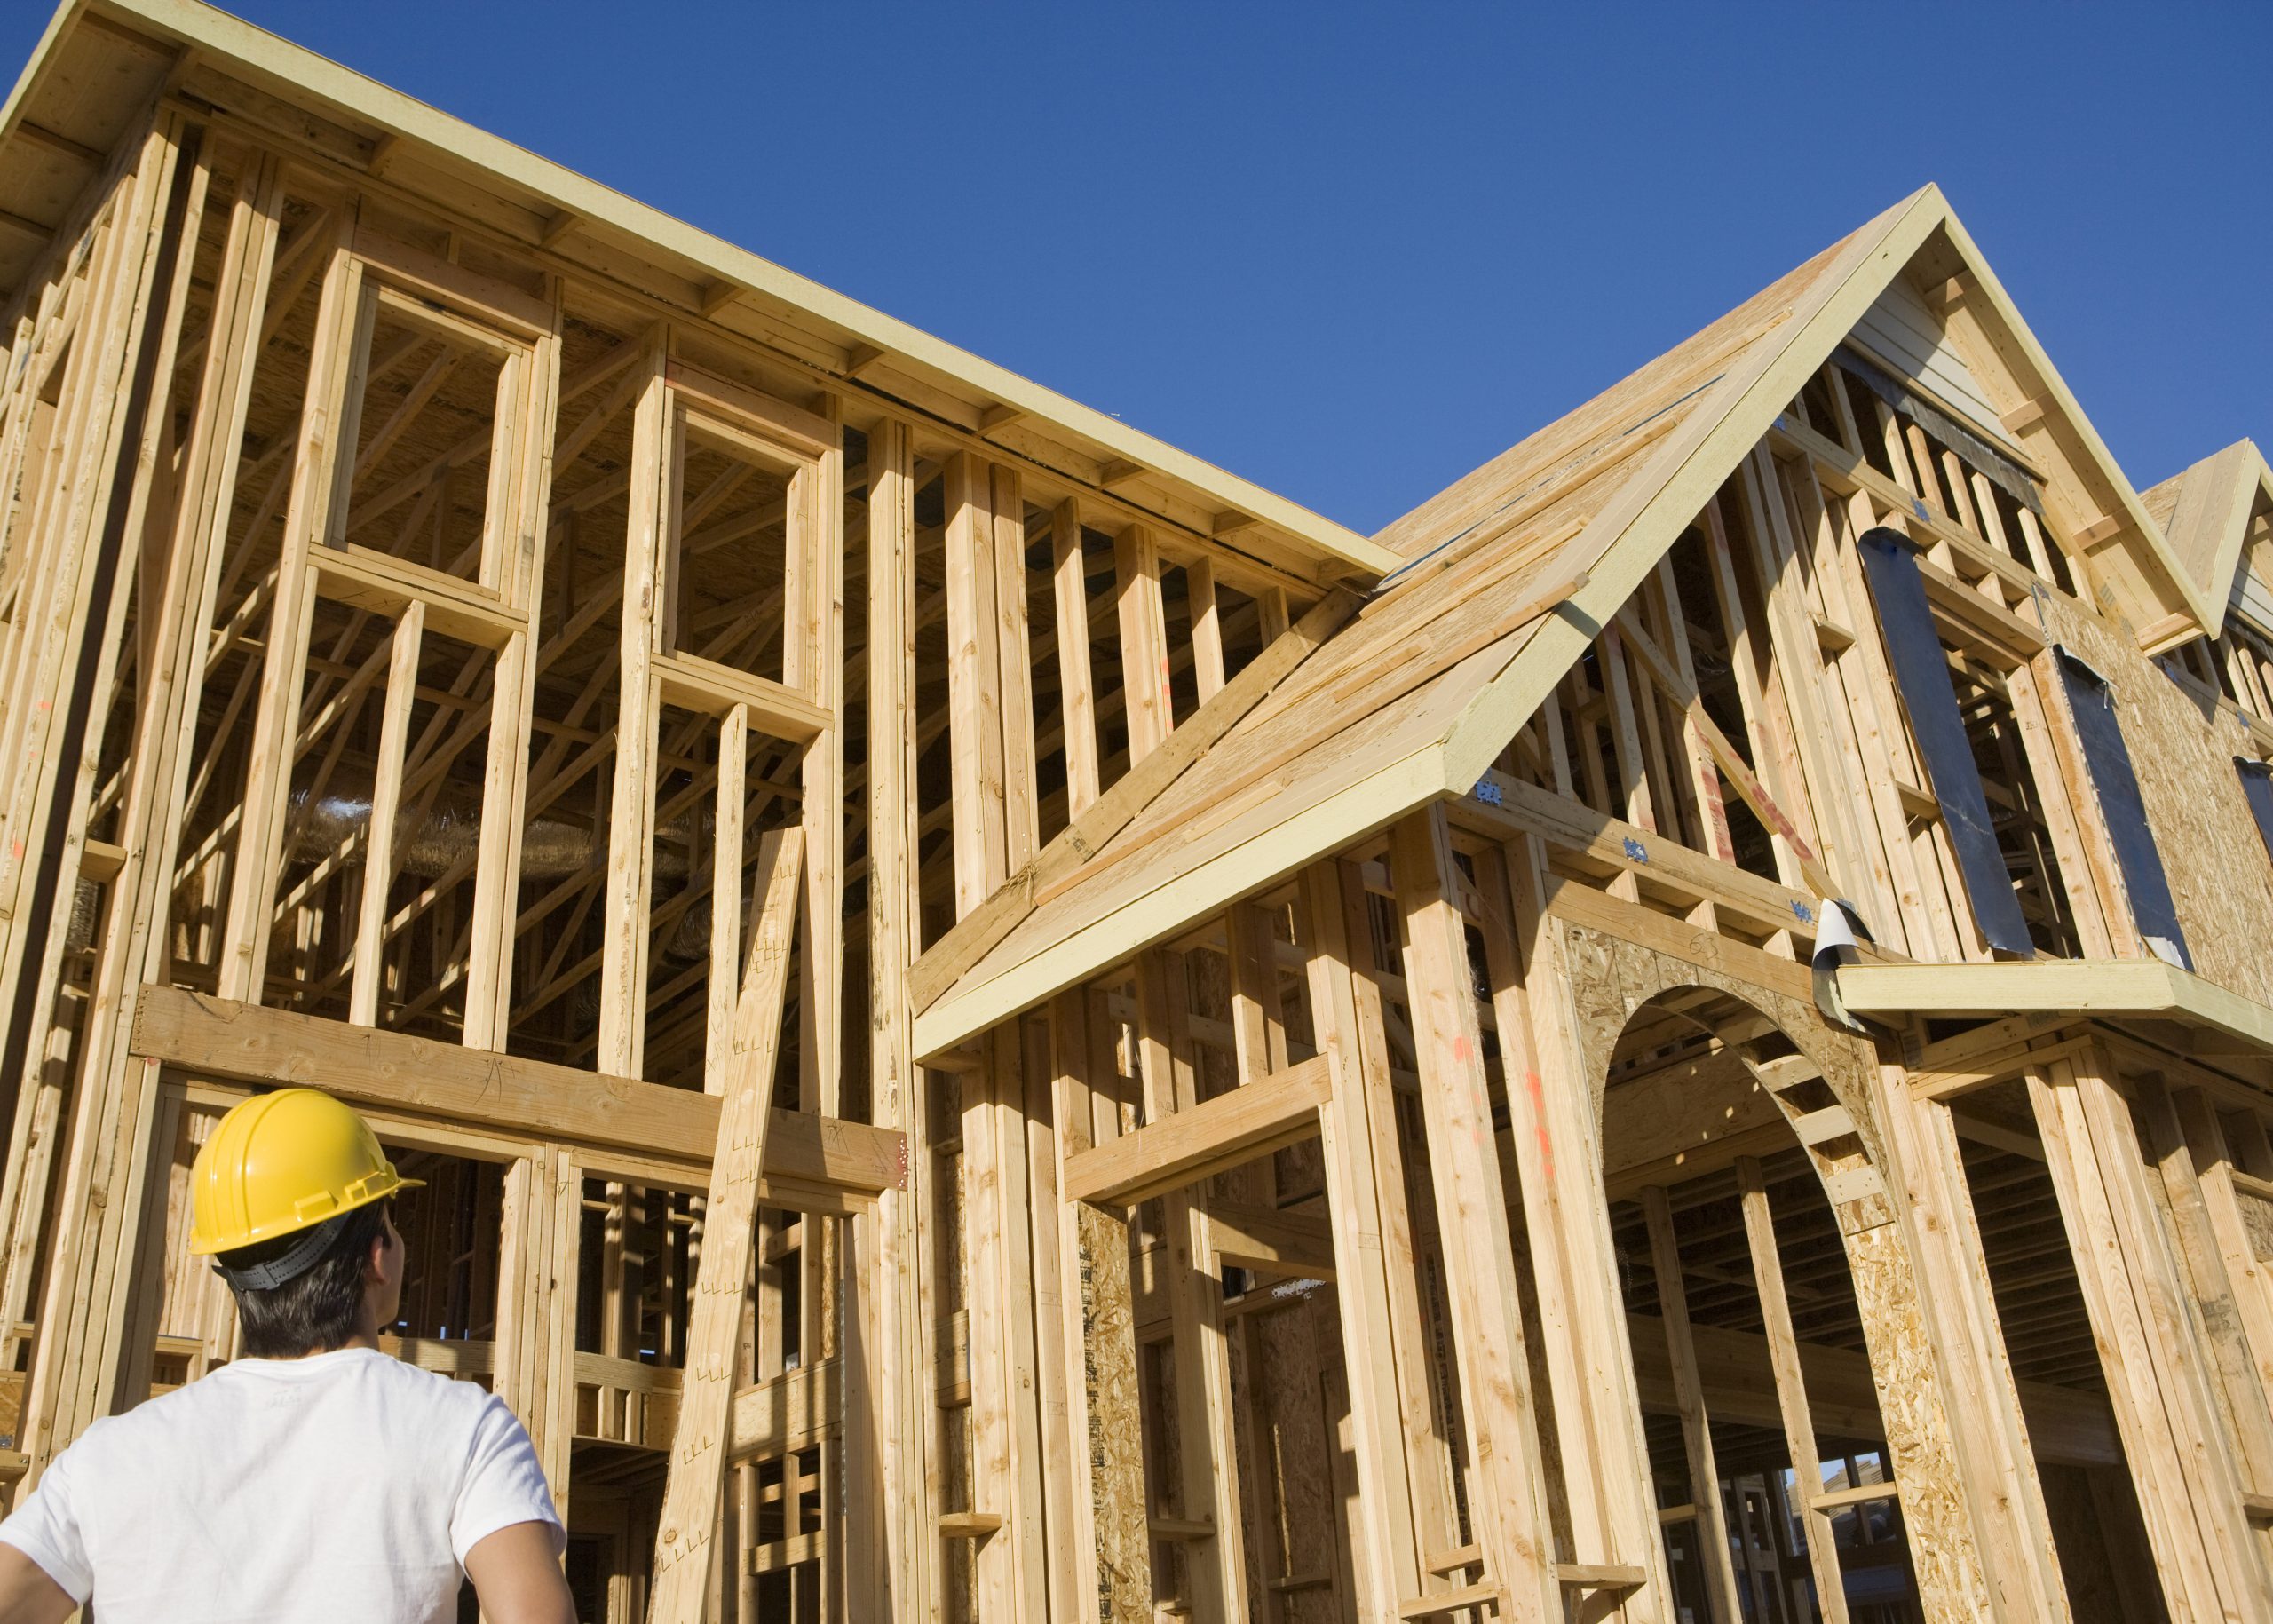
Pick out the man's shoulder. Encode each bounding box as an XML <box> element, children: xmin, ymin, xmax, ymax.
<box><xmin>55</xmin><ymin>1366</ymin><xmax>242</xmax><ymax>1462</ymax></box>
<box><xmin>119</xmin><ymin>1350</ymin><xmax>493</xmax><ymax>1421</ymax></box>
<box><xmin>348</xmin><ymin>1351</ymin><xmax>503</xmax><ymax>1419</ymax></box>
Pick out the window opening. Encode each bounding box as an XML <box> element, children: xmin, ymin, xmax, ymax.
<box><xmin>1857</xmin><ymin>528</ymin><xmax>2035</xmax><ymax>956</ymax></box>
<box><xmin>2052</xmin><ymin>648</ymin><xmax>2191</xmax><ymax>970</ymax></box>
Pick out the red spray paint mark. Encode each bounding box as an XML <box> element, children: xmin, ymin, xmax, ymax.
<box><xmin>1525</xmin><ymin>1070</ymin><xmax>1555</xmax><ymax>1184</ymax></box>
<box><xmin>1451</xmin><ymin>1034</ymin><xmax>1470</xmax><ymax>1065</ymax></box>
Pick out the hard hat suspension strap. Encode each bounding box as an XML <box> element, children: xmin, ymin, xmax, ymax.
<box><xmin>212</xmin><ymin>1211</ymin><xmax>348</xmax><ymax>1293</ymax></box>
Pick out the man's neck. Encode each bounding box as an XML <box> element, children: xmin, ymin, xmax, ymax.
<box><xmin>268</xmin><ymin>1316</ymin><xmax>384</xmax><ymax>1360</ymax></box>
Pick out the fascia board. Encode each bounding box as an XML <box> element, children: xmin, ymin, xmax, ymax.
<box><xmin>0</xmin><ymin>1</ymin><xmax>77</xmax><ymax>147</ymax></box>
<box><xmin>913</xmin><ymin>744</ymin><xmax>1454</xmax><ymax>1058</ymax></box>
<box><xmin>1933</xmin><ymin>207</ymin><xmax>2218</xmax><ymax>636</ymax></box>
<box><xmin>1440</xmin><ymin>186</ymin><xmax>1948</xmax><ymax>789</ymax></box>
<box><xmin>1838</xmin><ymin>959</ymin><xmax>2273</xmax><ymax>1057</ymax></box>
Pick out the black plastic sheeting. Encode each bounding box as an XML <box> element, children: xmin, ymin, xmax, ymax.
<box><xmin>1856</xmin><ymin>527</ymin><xmax>2037</xmax><ymax>957</ymax></box>
<box><xmin>2241</xmin><ymin>758</ymin><xmax>2273</xmax><ymax>863</ymax></box>
<box><xmin>2053</xmin><ymin>648</ymin><xmax>2194</xmax><ymax>970</ymax></box>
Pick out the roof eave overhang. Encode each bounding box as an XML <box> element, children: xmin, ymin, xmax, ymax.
<box><xmin>0</xmin><ymin>0</ymin><xmax>1393</xmax><ymax>582</ymax></box>
<box><xmin>912</xmin><ymin>743</ymin><xmax>1458</xmax><ymax>1059</ymax></box>
<box><xmin>1930</xmin><ymin>209</ymin><xmax>2219</xmax><ymax>646</ymax></box>
<box><xmin>1838</xmin><ymin>959</ymin><xmax>2273</xmax><ymax>1059</ymax></box>
<box><xmin>915</xmin><ymin>186</ymin><xmax>1953</xmax><ymax>1056</ymax></box>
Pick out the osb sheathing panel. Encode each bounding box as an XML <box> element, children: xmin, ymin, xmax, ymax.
<box><xmin>1549</xmin><ymin>916</ymin><xmax>1995</xmax><ymax>1623</ymax></box>
<box><xmin>2036</xmin><ymin>591</ymin><xmax>2273</xmax><ymax>1006</ymax></box>
<box><xmin>1076</xmin><ymin>1204</ymin><xmax>1150</xmax><ymax>1619</ymax></box>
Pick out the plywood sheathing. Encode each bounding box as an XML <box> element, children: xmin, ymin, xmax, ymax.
<box><xmin>2141</xmin><ymin>440</ymin><xmax>2273</xmax><ymax>639</ymax></box>
<box><xmin>2034</xmin><ymin>589</ymin><xmax>2273</xmax><ymax>1009</ymax></box>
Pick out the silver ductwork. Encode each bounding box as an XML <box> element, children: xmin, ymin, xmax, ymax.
<box><xmin>284</xmin><ymin>758</ymin><xmax>725</xmax><ymax>962</ymax></box>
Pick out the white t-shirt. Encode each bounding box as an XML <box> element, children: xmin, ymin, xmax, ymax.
<box><xmin>0</xmin><ymin>1346</ymin><xmax>561</xmax><ymax>1623</ymax></box>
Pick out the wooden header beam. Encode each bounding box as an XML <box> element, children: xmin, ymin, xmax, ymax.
<box><xmin>129</xmin><ymin>985</ymin><xmax>904</xmax><ymax>1207</ymax></box>
<box><xmin>1060</xmin><ymin>1054</ymin><xmax>1330</xmax><ymax>1210</ymax></box>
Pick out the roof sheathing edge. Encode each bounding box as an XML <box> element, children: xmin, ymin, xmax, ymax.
<box><xmin>1931</xmin><ymin>206</ymin><xmax>2216</xmax><ymax>638</ymax></box>
<box><xmin>44</xmin><ymin>0</ymin><xmax>1393</xmax><ymax>578</ymax></box>
<box><xmin>915</xmin><ymin>189</ymin><xmax>1944</xmax><ymax>1053</ymax></box>
<box><xmin>1437</xmin><ymin>187</ymin><xmax>1947</xmax><ymax>792</ymax></box>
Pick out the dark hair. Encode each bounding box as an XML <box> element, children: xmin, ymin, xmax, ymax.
<box><xmin>221</xmin><ymin>1200</ymin><xmax>392</xmax><ymax>1358</ymax></box>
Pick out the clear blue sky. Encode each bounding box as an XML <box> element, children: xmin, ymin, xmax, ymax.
<box><xmin>13</xmin><ymin>2</ymin><xmax>2267</xmax><ymax>535</ymax></box>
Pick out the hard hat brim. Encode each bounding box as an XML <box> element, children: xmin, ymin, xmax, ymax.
<box><xmin>186</xmin><ymin>1171</ymin><xmax>424</xmax><ymax>1256</ymax></box>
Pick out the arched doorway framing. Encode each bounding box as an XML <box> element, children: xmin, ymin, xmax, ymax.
<box><xmin>1538</xmin><ymin>902</ymin><xmax>2001</xmax><ymax>1622</ymax></box>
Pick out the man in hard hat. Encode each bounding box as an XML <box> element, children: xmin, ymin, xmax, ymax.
<box><xmin>0</xmin><ymin>1087</ymin><xmax>575</xmax><ymax>1623</ymax></box>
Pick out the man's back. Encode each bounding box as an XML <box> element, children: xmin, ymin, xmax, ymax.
<box><xmin>0</xmin><ymin>1347</ymin><xmax>559</xmax><ymax>1624</ymax></box>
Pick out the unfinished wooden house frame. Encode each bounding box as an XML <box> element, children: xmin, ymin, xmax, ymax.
<box><xmin>3</xmin><ymin>3</ymin><xmax>2273</xmax><ymax>1620</ymax></box>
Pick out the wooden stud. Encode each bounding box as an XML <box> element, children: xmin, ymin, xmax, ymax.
<box><xmin>649</xmin><ymin>829</ymin><xmax>804</xmax><ymax>1621</ymax></box>
<box><xmin>1114</xmin><ymin>524</ymin><xmax>1173</xmax><ymax>764</ymax></box>
<box><xmin>1052</xmin><ymin>497</ymin><xmax>1102</xmax><ymax>817</ymax></box>
<box><xmin>349</xmin><ymin>601</ymin><xmax>424</xmax><ymax>1026</ymax></box>
<box><xmin>1643</xmin><ymin>1186</ymin><xmax>1746</xmax><ymax>1624</ymax></box>
<box><xmin>1735</xmin><ymin>1153</ymin><xmax>1851</xmax><ymax>1624</ymax></box>
<box><xmin>1387</xmin><ymin>806</ymin><xmax>1556</xmax><ymax>1623</ymax></box>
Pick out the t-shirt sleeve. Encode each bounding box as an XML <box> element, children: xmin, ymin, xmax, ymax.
<box><xmin>0</xmin><ymin>1445</ymin><xmax>93</xmax><ymax>1604</ymax></box>
<box><xmin>450</xmin><ymin>1395</ymin><xmax>565</xmax><ymax>1567</ymax></box>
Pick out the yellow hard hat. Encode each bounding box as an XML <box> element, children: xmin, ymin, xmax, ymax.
<box><xmin>188</xmin><ymin>1088</ymin><xmax>422</xmax><ymax>1257</ymax></box>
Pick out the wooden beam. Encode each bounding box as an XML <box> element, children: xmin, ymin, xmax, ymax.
<box><xmin>1050</xmin><ymin>495</ymin><xmax>1102</xmax><ymax>817</ymax></box>
<box><xmin>648</xmin><ymin>828</ymin><xmax>804</xmax><ymax>1621</ymax></box>
<box><xmin>1303</xmin><ymin>860</ymin><xmax>1431</xmax><ymax>1612</ymax></box>
<box><xmin>907</xmin><ymin>585</ymin><xmax>1358</xmax><ymax>1015</ymax></box>
<box><xmin>1643</xmin><ymin>1186</ymin><xmax>1746</xmax><ymax>1624</ymax></box>
<box><xmin>1206</xmin><ymin>1201</ymin><xmax>1334</xmax><ymax>1280</ymax></box>
<box><xmin>944</xmin><ymin>450</ymin><xmax>1006</xmax><ymax>914</ymax></box>
<box><xmin>1390</xmin><ymin>807</ymin><xmax>1557</xmax><ymax>1622</ymax></box>
<box><xmin>127</xmin><ymin>986</ymin><xmax>899</xmax><ymax>1204</ymax></box>
<box><xmin>860</xmin><ymin>414</ymin><xmax>931</xmax><ymax>1616</ymax></box>
<box><xmin>1060</xmin><ymin>1053</ymin><xmax>1328</xmax><ymax>1209</ymax></box>
<box><xmin>1134</xmin><ymin>949</ymin><xmax>1247</xmax><ymax>1620</ymax></box>
<box><xmin>1613</xmin><ymin>603</ymin><xmax>1837</xmax><ymax>899</ymax></box>
<box><xmin>1838</xmin><ymin>960</ymin><xmax>2273</xmax><ymax>1058</ymax></box>
<box><xmin>1113</xmin><ymin>523</ymin><xmax>1172</xmax><ymax>764</ymax></box>
<box><xmin>1736</xmin><ymin>1154</ymin><xmax>1851</xmax><ymax>1623</ymax></box>
<box><xmin>347</xmin><ymin>601</ymin><xmax>423</xmax><ymax>1026</ymax></box>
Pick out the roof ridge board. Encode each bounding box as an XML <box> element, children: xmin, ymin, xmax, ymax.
<box><xmin>64</xmin><ymin>0</ymin><xmax>1389</xmax><ymax>574</ymax></box>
